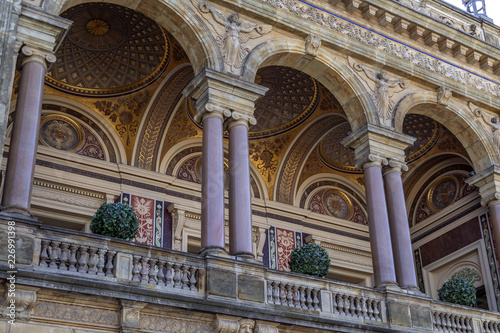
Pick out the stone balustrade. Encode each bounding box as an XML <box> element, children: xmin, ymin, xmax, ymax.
<box><xmin>2</xmin><ymin>218</ymin><xmax>500</xmax><ymax>332</ymax></box>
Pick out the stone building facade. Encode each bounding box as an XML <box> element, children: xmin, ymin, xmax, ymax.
<box><xmin>1</xmin><ymin>0</ymin><xmax>500</xmax><ymax>332</ymax></box>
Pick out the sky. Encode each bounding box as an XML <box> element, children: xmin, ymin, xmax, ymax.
<box><xmin>443</xmin><ymin>0</ymin><xmax>500</xmax><ymax>25</ymax></box>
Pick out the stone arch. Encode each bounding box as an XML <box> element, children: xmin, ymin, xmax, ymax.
<box><xmin>241</xmin><ymin>37</ymin><xmax>377</xmax><ymax>130</ymax></box>
<box><xmin>48</xmin><ymin>0</ymin><xmax>224</xmax><ymax>74</ymax></box>
<box><xmin>37</xmin><ymin>95</ymin><xmax>127</xmax><ymax>164</ymax></box>
<box><xmin>133</xmin><ymin>66</ymin><xmax>195</xmax><ymax>170</ymax></box>
<box><xmin>393</xmin><ymin>91</ymin><xmax>494</xmax><ymax>171</ymax></box>
<box><xmin>274</xmin><ymin>114</ymin><xmax>346</xmax><ymax>204</ymax></box>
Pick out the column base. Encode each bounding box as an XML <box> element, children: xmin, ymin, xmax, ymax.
<box><xmin>200</xmin><ymin>247</ymin><xmax>231</xmax><ymax>258</ymax></box>
<box><xmin>401</xmin><ymin>285</ymin><xmax>427</xmax><ymax>296</ymax></box>
<box><xmin>232</xmin><ymin>252</ymin><xmax>258</xmax><ymax>263</ymax></box>
<box><xmin>0</xmin><ymin>208</ymin><xmax>38</xmax><ymax>221</ymax></box>
<box><xmin>375</xmin><ymin>282</ymin><xmax>402</xmax><ymax>293</ymax></box>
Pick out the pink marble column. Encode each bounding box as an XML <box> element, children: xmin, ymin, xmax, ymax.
<box><xmin>363</xmin><ymin>161</ymin><xmax>398</xmax><ymax>287</ymax></box>
<box><xmin>383</xmin><ymin>166</ymin><xmax>418</xmax><ymax>290</ymax></box>
<box><xmin>487</xmin><ymin>202</ymin><xmax>500</xmax><ymax>264</ymax></box>
<box><xmin>200</xmin><ymin>113</ymin><xmax>226</xmax><ymax>253</ymax></box>
<box><xmin>2</xmin><ymin>49</ymin><xmax>52</xmax><ymax>215</ymax></box>
<box><xmin>228</xmin><ymin>119</ymin><xmax>253</xmax><ymax>258</ymax></box>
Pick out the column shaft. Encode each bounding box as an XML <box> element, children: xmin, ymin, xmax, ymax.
<box><xmin>2</xmin><ymin>59</ymin><xmax>46</xmax><ymax>214</ymax></box>
<box><xmin>228</xmin><ymin>121</ymin><xmax>253</xmax><ymax>257</ymax></box>
<box><xmin>364</xmin><ymin>164</ymin><xmax>398</xmax><ymax>286</ymax></box>
<box><xmin>488</xmin><ymin>203</ymin><xmax>500</xmax><ymax>264</ymax></box>
<box><xmin>384</xmin><ymin>168</ymin><xmax>418</xmax><ymax>288</ymax></box>
<box><xmin>201</xmin><ymin>115</ymin><xmax>225</xmax><ymax>251</ymax></box>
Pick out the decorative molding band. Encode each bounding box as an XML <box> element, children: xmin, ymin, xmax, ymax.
<box><xmin>260</xmin><ymin>0</ymin><xmax>500</xmax><ymax>97</ymax></box>
<box><xmin>33</xmin><ymin>180</ymin><xmax>105</xmax><ymax>199</ymax></box>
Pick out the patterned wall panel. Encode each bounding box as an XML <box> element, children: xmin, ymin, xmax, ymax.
<box><xmin>268</xmin><ymin>226</ymin><xmax>303</xmax><ymax>271</ymax></box>
<box><xmin>479</xmin><ymin>214</ymin><xmax>500</xmax><ymax>310</ymax></box>
<box><xmin>308</xmin><ymin>189</ymin><xmax>367</xmax><ymax>225</ymax></box>
<box><xmin>121</xmin><ymin>193</ymin><xmax>163</xmax><ymax>247</ymax></box>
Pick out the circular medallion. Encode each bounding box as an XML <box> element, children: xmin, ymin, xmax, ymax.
<box><xmin>45</xmin><ymin>3</ymin><xmax>170</xmax><ymax>96</ymax></box>
<box><xmin>195</xmin><ymin>157</ymin><xmax>230</xmax><ymax>189</ymax></box>
<box><xmin>40</xmin><ymin>115</ymin><xmax>84</xmax><ymax>152</ymax></box>
<box><xmin>427</xmin><ymin>176</ymin><xmax>459</xmax><ymax>211</ymax></box>
<box><xmin>322</xmin><ymin>190</ymin><xmax>353</xmax><ymax>219</ymax></box>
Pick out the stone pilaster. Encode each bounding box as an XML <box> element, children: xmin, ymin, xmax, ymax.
<box><xmin>468</xmin><ymin>165</ymin><xmax>500</xmax><ymax>264</ymax></box>
<box><xmin>119</xmin><ymin>300</ymin><xmax>147</xmax><ymax>333</ymax></box>
<box><xmin>1</xmin><ymin>284</ymin><xmax>39</xmax><ymax>322</ymax></box>
<box><xmin>343</xmin><ymin>123</ymin><xmax>415</xmax><ymax>289</ymax></box>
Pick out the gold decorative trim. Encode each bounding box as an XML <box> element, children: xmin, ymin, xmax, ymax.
<box><xmin>322</xmin><ymin>189</ymin><xmax>354</xmax><ymax>220</ymax></box>
<box><xmin>427</xmin><ymin>176</ymin><xmax>459</xmax><ymax>212</ymax></box>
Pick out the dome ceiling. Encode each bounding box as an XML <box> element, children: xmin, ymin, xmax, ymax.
<box><xmin>46</xmin><ymin>2</ymin><xmax>170</xmax><ymax>96</ymax></box>
<box><xmin>249</xmin><ymin>66</ymin><xmax>319</xmax><ymax>138</ymax></box>
<box><xmin>403</xmin><ymin>114</ymin><xmax>440</xmax><ymax>163</ymax></box>
<box><xmin>319</xmin><ymin>122</ymin><xmax>359</xmax><ymax>173</ymax></box>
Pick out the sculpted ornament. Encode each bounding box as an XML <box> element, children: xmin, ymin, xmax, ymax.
<box><xmin>305</xmin><ymin>34</ymin><xmax>321</xmax><ymax>57</ymax></box>
<box><xmin>437</xmin><ymin>86</ymin><xmax>452</xmax><ymax>105</ymax></box>
<box><xmin>349</xmin><ymin>57</ymin><xmax>408</xmax><ymax>122</ymax></box>
<box><xmin>197</xmin><ymin>1</ymin><xmax>272</xmax><ymax>74</ymax></box>
<box><xmin>470</xmin><ymin>102</ymin><xmax>500</xmax><ymax>153</ymax></box>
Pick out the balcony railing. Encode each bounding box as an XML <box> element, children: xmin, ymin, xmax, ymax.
<box><xmin>2</xmin><ymin>218</ymin><xmax>499</xmax><ymax>332</ymax></box>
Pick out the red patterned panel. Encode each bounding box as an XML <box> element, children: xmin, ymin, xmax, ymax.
<box><xmin>130</xmin><ymin>195</ymin><xmax>155</xmax><ymax>245</ymax></box>
<box><xmin>275</xmin><ymin>228</ymin><xmax>297</xmax><ymax>271</ymax></box>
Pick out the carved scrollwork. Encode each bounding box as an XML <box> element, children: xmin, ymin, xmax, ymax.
<box><xmin>305</xmin><ymin>34</ymin><xmax>321</xmax><ymax>57</ymax></box>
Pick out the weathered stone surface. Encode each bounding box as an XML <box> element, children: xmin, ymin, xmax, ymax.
<box><xmin>388</xmin><ymin>302</ymin><xmax>411</xmax><ymax>328</ymax></box>
<box><xmin>0</xmin><ymin>229</ymin><xmax>34</xmax><ymax>265</ymax></box>
<box><xmin>410</xmin><ymin>304</ymin><xmax>433</xmax><ymax>330</ymax></box>
<box><xmin>237</xmin><ymin>275</ymin><xmax>264</xmax><ymax>303</ymax></box>
<box><xmin>207</xmin><ymin>268</ymin><xmax>236</xmax><ymax>298</ymax></box>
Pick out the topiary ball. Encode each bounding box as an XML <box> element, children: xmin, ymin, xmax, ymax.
<box><xmin>289</xmin><ymin>244</ymin><xmax>330</xmax><ymax>277</ymax></box>
<box><xmin>437</xmin><ymin>278</ymin><xmax>476</xmax><ymax>307</ymax></box>
<box><xmin>90</xmin><ymin>202</ymin><xmax>139</xmax><ymax>240</ymax></box>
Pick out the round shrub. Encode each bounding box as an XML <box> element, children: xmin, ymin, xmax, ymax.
<box><xmin>438</xmin><ymin>278</ymin><xmax>476</xmax><ymax>307</ymax></box>
<box><xmin>289</xmin><ymin>244</ymin><xmax>330</xmax><ymax>277</ymax></box>
<box><xmin>90</xmin><ymin>203</ymin><xmax>138</xmax><ymax>240</ymax></box>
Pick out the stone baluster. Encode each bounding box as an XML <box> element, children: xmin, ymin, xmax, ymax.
<box><xmin>292</xmin><ymin>285</ymin><xmax>300</xmax><ymax>308</ymax></box>
<box><xmin>181</xmin><ymin>265</ymin><xmax>190</xmax><ymax>289</ymax></box>
<box><xmin>96</xmin><ymin>249</ymin><xmax>106</xmax><ymax>276</ymax></box>
<box><xmin>49</xmin><ymin>241</ymin><xmax>60</xmax><ymax>269</ymax></box>
<box><xmin>355</xmin><ymin>296</ymin><xmax>362</xmax><ymax>317</ymax></box>
<box><xmin>165</xmin><ymin>262</ymin><xmax>173</xmax><ymax>287</ymax></box>
<box><xmin>59</xmin><ymin>243</ymin><xmax>69</xmax><ymax>271</ymax></box>
<box><xmin>105</xmin><ymin>251</ymin><xmax>116</xmax><ymax>277</ymax></box>
<box><xmin>39</xmin><ymin>240</ymin><xmax>50</xmax><ymax>267</ymax></box>
<box><xmin>373</xmin><ymin>300</ymin><xmax>381</xmax><ymax>321</ymax></box>
<box><xmin>132</xmin><ymin>256</ymin><xmax>141</xmax><ymax>282</ymax></box>
<box><xmin>267</xmin><ymin>282</ymin><xmax>273</xmax><ymax>304</ymax></box>
<box><xmin>299</xmin><ymin>286</ymin><xmax>307</xmax><ymax>309</ymax></box>
<box><xmin>312</xmin><ymin>289</ymin><xmax>320</xmax><ymax>311</ymax></box>
<box><xmin>306</xmin><ymin>287</ymin><xmax>313</xmax><ymax>310</ymax></box>
<box><xmin>77</xmin><ymin>246</ymin><xmax>89</xmax><ymax>273</ymax></box>
<box><xmin>189</xmin><ymin>266</ymin><xmax>197</xmax><ymax>291</ymax></box>
<box><xmin>157</xmin><ymin>260</ymin><xmax>166</xmax><ymax>286</ymax></box>
<box><xmin>87</xmin><ymin>248</ymin><xmax>97</xmax><ymax>274</ymax></box>
<box><xmin>361</xmin><ymin>297</ymin><xmax>368</xmax><ymax>318</ymax></box>
<box><xmin>332</xmin><ymin>293</ymin><xmax>339</xmax><ymax>314</ymax></box>
<box><xmin>173</xmin><ymin>263</ymin><xmax>181</xmax><ymax>288</ymax></box>
<box><xmin>148</xmin><ymin>258</ymin><xmax>158</xmax><ymax>284</ymax></box>
<box><xmin>338</xmin><ymin>293</ymin><xmax>345</xmax><ymax>315</ymax></box>
<box><xmin>140</xmin><ymin>257</ymin><xmax>149</xmax><ymax>283</ymax></box>
<box><xmin>279</xmin><ymin>282</ymin><xmax>287</xmax><ymax>305</ymax></box>
<box><xmin>68</xmin><ymin>244</ymin><xmax>78</xmax><ymax>272</ymax></box>
<box><xmin>286</xmin><ymin>284</ymin><xmax>293</xmax><ymax>307</ymax></box>
<box><xmin>272</xmin><ymin>281</ymin><xmax>280</xmax><ymax>305</ymax></box>
<box><xmin>367</xmin><ymin>299</ymin><xmax>374</xmax><ymax>320</ymax></box>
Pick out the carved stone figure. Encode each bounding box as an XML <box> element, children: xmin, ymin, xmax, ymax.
<box><xmin>471</xmin><ymin>102</ymin><xmax>500</xmax><ymax>153</ymax></box>
<box><xmin>350</xmin><ymin>58</ymin><xmax>407</xmax><ymax>121</ymax></box>
<box><xmin>305</xmin><ymin>34</ymin><xmax>321</xmax><ymax>57</ymax></box>
<box><xmin>198</xmin><ymin>1</ymin><xmax>272</xmax><ymax>74</ymax></box>
<box><xmin>437</xmin><ymin>87</ymin><xmax>452</xmax><ymax>105</ymax></box>
<box><xmin>239</xmin><ymin>319</ymin><xmax>255</xmax><ymax>333</ymax></box>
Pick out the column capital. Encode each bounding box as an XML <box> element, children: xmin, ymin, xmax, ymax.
<box><xmin>19</xmin><ymin>45</ymin><xmax>56</xmax><ymax>69</ymax></box>
<box><xmin>226</xmin><ymin>111</ymin><xmax>257</xmax><ymax>129</ymax></box>
<box><xmin>182</xmin><ymin>68</ymin><xmax>268</xmax><ymax>124</ymax></box>
<box><xmin>383</xmin><ymin>159</ymin><xmax>409</xmax><ymax>176</ymax></box>
<box><xmin>467</xmin><ymin>165</ymin><xmax>500</xmax><ymax>206</ymax></box>
<box><xmin>342</xmin><ymin>123</ymin><xmax>415</xmax><ymax>171</ymax></box>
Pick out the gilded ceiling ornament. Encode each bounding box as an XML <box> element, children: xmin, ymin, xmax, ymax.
<box><xmin>305</xmin><ymin>34</ymin><xmax>321</xmax><ymax>57</ymax></box>
<box><xmin>249</xmin><ymin>136</ymin><xmax>289</xmax><ymax>183</ymax></box>
<box><xmin>196</xmin><ymin>1</ymin><xmax>272</xmax><ymax>74</ymax></box>
<box><xmin>470</xmin><ymin>102</ymin><xmax>500</xmax><ymax>153</ymax></box>
<box><xmin>349</xmin><ymin>57</ymin><xmax>408</xmax><ymax>123</ymax></box>
<box><xmin>93</xmin><ymin>92</ymin><xmax>149</xmax><ymax>146</ymax></box>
